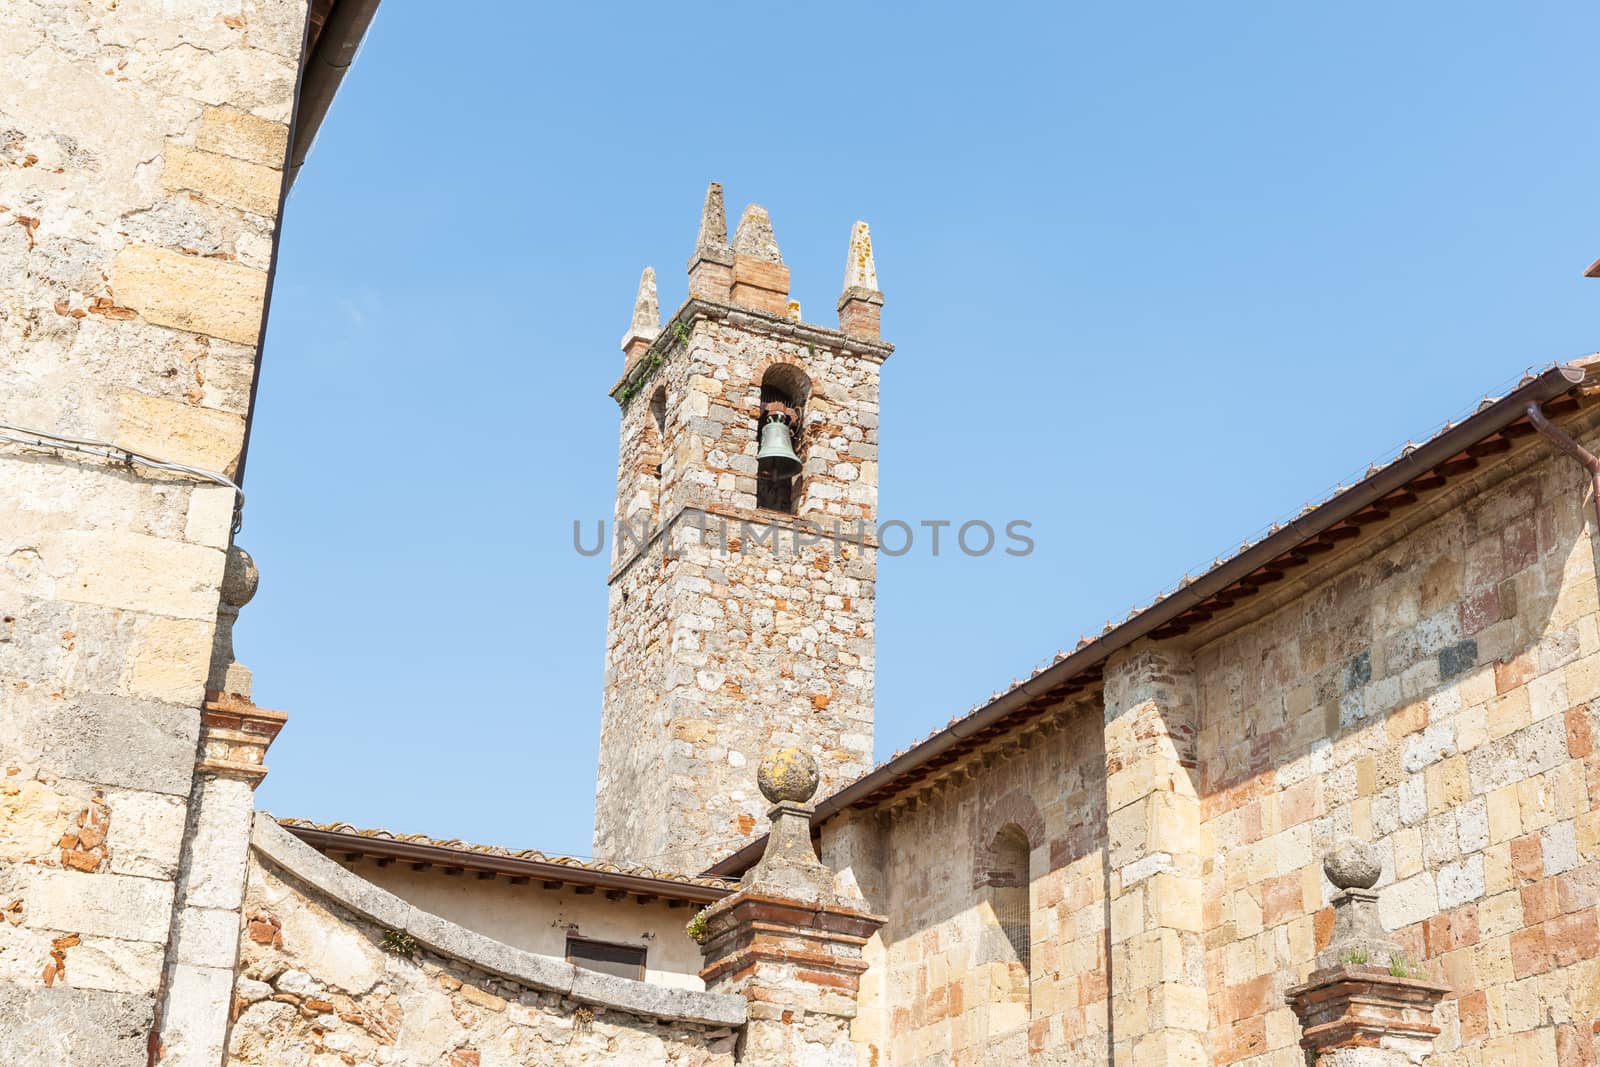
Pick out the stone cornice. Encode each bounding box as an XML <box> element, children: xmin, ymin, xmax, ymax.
<box><xmin>607</xmin><ymin>501</ymin><xmax>879</xmax><ymax>586</ymax></box>
<box><xmin>609</xmin><ymin>296</ymin><xmax>894</xmax><ymax>407</ymax></box>
<box><xmin>197</xmin><ymin>694</ymin><xmax>287</xmax><ymax>785</ymax></box>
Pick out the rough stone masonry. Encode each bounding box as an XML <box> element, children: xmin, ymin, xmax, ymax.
<box><xmin>592</xmin><ymin>184</ymin><xmax>891</xmax><ymax>874</ymax></box>
<box><xmin>0</xmin><ymin>2</ymin><xmax>325</xmax><ymax>1064</ymax></box>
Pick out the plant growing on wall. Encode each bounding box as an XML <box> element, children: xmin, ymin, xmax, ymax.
<box><xmin>379</xmin><ymin>928</ymin><xmax>418</xmax><ymax>958</ymax></box>
<box><xmin>684</xmin><ymin>908</ymin><xmax>710</xmax><ymax>944</ymax></box>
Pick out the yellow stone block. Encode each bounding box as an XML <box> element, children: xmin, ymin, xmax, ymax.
<box><xmin>1386</xmin><ymin>700</ymin><xmax>1428</xmax><ymax>741</ymax></box>
<box><xmin>1350</xmin><ymin>796</ymin><xmax>1374</xmax><ymax>839</ymax></box>
<box><xmin>1110</xmin><ymin>886</ymin><xmax>1145</xmax><ymax>944</ymax></box>
<box><xmin>1486</xmin><ymin>785</ymin><xmax>1522</xmax><ymax>844</ymax></box>
<box><xmin>1486</xmin><ymin>688</ymin><xmax>1531</xmax><ymax>741</ymax></box>
<box><xmin>1483</xmin><ymin>841</ymin><xmax>1514</xmax><ymax>896</ymax></box>
<box><xmin>1149</xmin><ymin>873</ymin><xmax>1202</xmax><ymax>932</ymax></box>
<box><xmin>127</xmin><ymin>616</ymin><xmax>214</xmax><ymax>703</ymax></box>
<box><xmin>1516</xmin><ymin>774</ymin><xmax>1557</xmax><ymax>834</ymax></box>
<box><xmin>1455</xmin><ymin>705</ymin><xmax>1487</xmax><ymax>753</ymax></box>
<box><xmin>1393</xmin><ymin>827</ymin><xmax>1424</xmax><ymax>879</ymax></box>
<box><xmin>1426</xmin><ymin>755</ymin><xmax>1470</xmax><ymax>813</ymax></box>
<box><xmin>117</xmin><ymin>392</ymin><xmax>246</xmax><ymax>477</ymax></box>
<box><xmin>195</xmin><ymin>106</ymin><xmax>289</xmax><ymax>168</ymax></box>
<box><xmin>1477</xmin><ymin>891</ymin><xmax>1523</xmax><ymax>939</ymax></box>
<box><xmin>161</xmin><ymin>144</ymin><xmax>281</xmax><ymax>218</ymax></box>
<box><xmin>1356</xmin><ymin>756</ymin><xmax>1377</xmax><ymax>796</ymax></box>
<box><xmin>113</xmin><ymin>245</ymin><xmax>268</xmax><ymax>346</ymax></box>
<box><xmin>47</xmin><ymin>530</ymin><xmax>224</xmax><ymax>620</ymax></box>
<box><xmin>1472</xmin><ymin>934</ymin><xmax>1514</xmax><ymax>986</ymax></box>
<box><xmin>1577</xmin><ymin>809</ymin><xmax>1600</xmax><ymax>860</ymax></box>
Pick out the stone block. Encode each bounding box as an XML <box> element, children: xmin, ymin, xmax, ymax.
<box><xmin>113</xmin><ymin>245</ymin><xmax>268</xmax><ymax>346</ymax></box>
<box><xmin>184</xmin><ymin>485</ymin><xmax>237</xmax><ymax>548</ymax></box>
<box><xmin>127</xmin><ymin>615</ymin><xmax>213</xmax><ymax>704</ymax></box>
<box><xmin>158</xmin><ymin>962</ymin><xmax>235</xmax><ymax>1067</ymax></box>
<box><xmin>180</xmin><ymin>775</ymin><xmax>256</xmax><ymax>911</ymax></box>
<box><xmin>22</xmin><ymin>867</ymin><xmax>174</xmax><ymax>943</ymax></box>
<box><xmin>54</xmin><ymin>936</ymin><xmax>165</xmax><ymax>995</ymax></box>
<box><xmin>195</xmin><ymin>106</ymin><xmax>290</xmax><ymax>168</ymax></box>
<box><xmin>160</xmin><ymin>144</ymin><xmax>282</xmax><ymax>218</ymax></box>
<box><xmin>46</xmin><ymin>528</ymin><xmax>224</xmax><ymax>619</ymax></box>
<box><xmin>0</xmin><ymin>776</ymin><xmax>76</xmax><ymax>863</ymax></box>
<box><xmin>0</xmin><ymin>987</ymin><xmax>152</xmax><ymax>1066</ymax></box>
<box><xmin>172</xmin><ymin>906</ymin><xmax>242</xmax><ymax>969</ymax></box>
<box><xmin>0</xmin><ymin>688</ymin><xmax>199</xmax><ymax>796</ymax></box>
<box><xmin>104</xmin><ymin>787</ymin><xmax>187</xmax><ymax>879</ymax></box>
<box><xmin>116</xmin><ymin>392</ymin><xmax>246</xmax><ymax>477</ymax></box>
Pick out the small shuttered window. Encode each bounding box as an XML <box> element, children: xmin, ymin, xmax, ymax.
<box><xmin>565</xmin><ymin>936</ymin><xmax>647</xmax><ymax>981</ymax></box>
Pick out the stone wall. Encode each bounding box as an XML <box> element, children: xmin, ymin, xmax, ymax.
<box><xmin>596</xmin><ymin>301</ymin><xmax>887</xmax><ymax>873</ymax></box>
<box><xmin>232</xmin><ymin>819</ymin><xmax>744</xmax><ymax>1066</ymax></box>
<box><xmin>1196</xmin><ymin>419</ymin><xmax>1600</xmax><ymax>1066</ymax></box>
<box><xmin>0</xmin><ymin>2</ymin><xmax>307</xmax><ymax>1062</ymax></box>
<box><xmin>326</xmin><ymin>855</ymin><xmax>710</xmax><ymax>990</ymax></box>
<box><xmin>822</xmin><ymin>701</ymin><xmax>1109</xmax><ymax>1066</ymax></box>
<box><xmin>830</xmin><ymin>417</ymin><xmax>1600</xmax><ymax>1065</ymax></box>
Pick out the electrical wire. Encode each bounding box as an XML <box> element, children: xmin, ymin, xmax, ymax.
<box><xmin>0</xmin><ymin>420</ymin><xmax>244</xmax><ymax>533</ymax></box>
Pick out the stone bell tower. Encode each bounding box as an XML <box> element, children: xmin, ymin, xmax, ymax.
<box><xmin>593</xmin><ymin>184</ymin><xmax>890</xmax><ymax>873</ymax></box>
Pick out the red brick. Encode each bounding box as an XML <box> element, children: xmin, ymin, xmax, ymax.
<box><xmin>1510</xmin><ymin>925</ymin><xmax>1550</xmax><ymax>978</ymax></box>
<box><xmin>1504</xmin><ymin>517</ymin><xmax>1538</xmax><ymax>571</ymax></box>
<box><xmin>1458</xmin><ymin>990</ymin><xmax>1489</xmax><ymax>1043</ymax></box>
<box><xmin>1522</xmin><ymin>878</ymin><xmax>1563</xmax><ymax>926</ymax></box>
<box><xmin>1496</xmin><ymin>652</ymin><xmax>1536</xmax><ymax>695</ymax></box>
<box><xmin>1557</xmin><ymin>1022</ymin><xmax>1594</xmax><ymax>1067</ymax></box>
<box><xmin>1460</xmin><ymin>587</ymin><xmax>1500</xmax><ymax>636</ymax></box>
<box><xmin>1567</xmin><ymin>704</ymin><xmax>1596</xmax><ymax>759</ymax></box>
<box><xmin>1314</xmin><ymin>907</ymin><xmax>1335</xmax><ymax>953</ymax></box>
<box><xmin>1229</xmin><ymin>974</ymin><xmax>1275</xmax><ymax>1019</ymax></box>
<box><xmin>1545</xmin><ymin>911</ymin><xmax>1600</xmax><ymax>968</ymax></box>
<box><xmin>1214</xmin><ymin>1015</ymin><xmax>1267</xmax><ymax>1067</ymax></box>
<box><xmin>1510</xmin><ymin>834</ymin><xmax>1546</xmax><ymax>882</ymax></box>
<box><xmin>1558</xmin><ymin>862</ymin><xmax>1600</xmax><ymax>914</ymax></box>
<box><xmin>1261</xmin><ymin>873</ymin><xmax>1301</xmax><ymax>928</ymax></box>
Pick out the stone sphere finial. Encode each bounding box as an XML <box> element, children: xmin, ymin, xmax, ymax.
<box><xmin>220</xmin><ymin>546</ymin><xmax>259</xmax><ymax>610</ymax></box>
<box><xmin>757</xmin><ymin>747</ymin><xmax>819</xmax><ymax>805</ymax></box>
<box><xmin>1323</xmin><ymin>836</ymin><xmax>1382</xmax><ymax>890</ymax></box>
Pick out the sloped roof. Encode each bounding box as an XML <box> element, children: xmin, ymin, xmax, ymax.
<box><xmin>707</xmin><ymin>358</ymin><xmax>1598</xmax><ymax>877</ymax></box>
<box><xmin>276</xmin><ymin>817</ymin><xmax>736</xmax><ymax>905</ymax></box>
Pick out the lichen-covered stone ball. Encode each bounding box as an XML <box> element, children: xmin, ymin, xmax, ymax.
<box><xmin>1323</xmin><ymin>836</ymin><xmax>1382</xmax><ymax>890</ymax></box>
<box><xmin>220</xmin><ymin>546</ymin><xmax>258</xmax><ymax>609</ymax></box>
<box><xmin>757</xmin><ymin>747</ymin><xmax>819</xmax><ymax>804</ymax></box>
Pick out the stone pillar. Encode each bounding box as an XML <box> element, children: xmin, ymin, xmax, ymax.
<box><xmin>836</xmin><ymin>220</ymin><xmax>884</xmax><ymax>340</ymax></box>
<box><xmin>698</xmin><ymin>748</ymin><xmax>885</xmax><ymax>1067</ymax></box>
<box><xmin>729</xmin><ymin>204</ymin><xmax>790</xmax><ymax>316</ymax></box>
<box><xmin>1102</xmin><ymin>644</ymin><xmax>1209</xmax><ymax>1066</ymax></box>
<box><xmin>1286</xmin><ymin>840</ymin><xmax>1449</xmax><ymax>1066</ymax></box>
<box><xmin>687</xmin><ymin>181</ymin><xmax>735</xmax><ymax>302</ymax></box>
<box><xmin>620</xmin><ymin>266</ymin><xmax>660</xmax><ymax>371</ymax></box>
<box><xmin>155</xmin><ymin>547</ymin><xmax>287</xmax><ymax>1066</ymax></box>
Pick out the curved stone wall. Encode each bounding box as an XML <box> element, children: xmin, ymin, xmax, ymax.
<box><xmin>227</xmin><ymin>817</ymin><xmax>742</xmax><ymax>1065</ymax></box>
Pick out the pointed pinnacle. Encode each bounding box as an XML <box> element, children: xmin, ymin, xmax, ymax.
<box><xmin>842</xmin><ymin>220</ymin><xmax>879</xmax><ymax>293</ymax></box>
<box><xmin>620</xmin><ymin>266</ymin><xmax>659</xmax><ymax>352</ymax></box>
<box><xmin>732</xmin><ymin>204</ymin><xmax>783</xmax><ymax>264</ymax></box>
<box><xmin>695</xmin><ymin>181</ymin><xmax>729</xmax><ymax>253</ymax></box>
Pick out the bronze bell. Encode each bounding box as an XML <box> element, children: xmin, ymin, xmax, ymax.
<box><xmin>756</xmin><ymin>416</ymin><xmax>802</xmax><ymax>478</ymax></box>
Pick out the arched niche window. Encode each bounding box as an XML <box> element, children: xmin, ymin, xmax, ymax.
<box><xmin>647</xmin><ymin>386</ymin><xmax>667</xmax><ymax>483</ymax></box>
<box><xmin>634</xmin><ymin>385</ymin><xmax>667</xmax><ymax>522</ymax></box>
<box><xmin>982</xmin><ymin>823</ymin><xmax>1033</xmax><ymax>1034</ymax></box>
<box><xmin>756</xmin><ymin>363</ymin><xmax>810</xmax><ymax>514</ymax></box>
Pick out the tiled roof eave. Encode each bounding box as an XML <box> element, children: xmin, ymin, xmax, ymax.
<box><xmin>277</xmin><ymin>819</ymin><xmax>736</xmax><ymax>903</ymax></box>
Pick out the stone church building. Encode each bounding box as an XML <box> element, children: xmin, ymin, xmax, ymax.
<box><xmin>3</xmin><ymin>4</ymin><xmax>1599</xmax><ymax>1065</ymax></box>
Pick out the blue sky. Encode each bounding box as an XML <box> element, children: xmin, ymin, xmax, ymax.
<box><xmin>244</xmin><ymin>2</ymin><xmax>1598</xmax><ymax>860</ymax></box>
